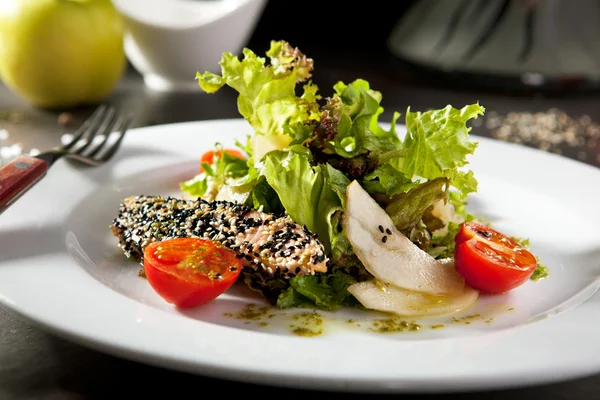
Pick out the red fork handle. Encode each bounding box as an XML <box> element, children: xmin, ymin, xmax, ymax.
<box><xmin>0</xmin><ymin>155</ymin><xmax>49</xmax><ymax>213</ymax></box>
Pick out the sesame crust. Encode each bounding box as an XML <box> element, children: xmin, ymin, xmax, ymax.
<box><xmin>110</xmin><ymin>195</ymin><xmax>329</xmax><ymax>278</ymax></box>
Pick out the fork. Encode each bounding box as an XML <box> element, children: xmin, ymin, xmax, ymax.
<box><xmin>0</xmin><ymin>105</ymin><xmax>133</xmax><ymax>214</ymax></box>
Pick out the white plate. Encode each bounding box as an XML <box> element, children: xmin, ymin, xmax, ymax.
<box><xmin>1</xmin><ymin>119</ymin><xmax>599</xmax><ymax>393</ymax></box>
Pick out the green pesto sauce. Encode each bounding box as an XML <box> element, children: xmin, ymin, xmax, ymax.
<box><xmin>223</xmin><ymin>305</ymin><xmax>500</xmax><ymax>336</ymax></box>
<box><xmin>531</xmin><ymin>264</ymin><xmax>549</xmax><ymax>281</ymax></box>
<box><xmin>369</xmin><ymin>319</ymin><xmax>421</xmax><ymax>333</ymax></box>
<box><xmin>451</xmin><ymin>314</ymin><xmax>485</xmax><ymax>325</ymax></box>
<box><xmin>290</xmin><ymin>311</ymin><xmax>323</xmax><ymax>337</ymax></box>
<box><xmin>224</xmin><ymin>304</ymin><xmax>275</xmax><ymax>321</ymax></box>
<box><xmin>224</xmin><ymin>305</ymin><xmax>324</xmax><ymax>336</ymax></box>
<box><xmin>292</xmin><ymin>327</ymin><xmax>323</xmax><ymax>337</ymax></box>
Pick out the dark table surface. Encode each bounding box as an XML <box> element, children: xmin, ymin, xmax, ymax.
<box><xmin>2</xmin><ymin>37</ymin><xmax>600</xmax><ymax>399</ymax></box>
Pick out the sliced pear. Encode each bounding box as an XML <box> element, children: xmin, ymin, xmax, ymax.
<box><xmin>347</xmin><ymin>279</ymin><xmax>479</xmax><ymax>317</ymax></box>
<box><xmin>343</xmin><ymin>180</ymin><xmax>465</xmax><ymax>294</ymax></box>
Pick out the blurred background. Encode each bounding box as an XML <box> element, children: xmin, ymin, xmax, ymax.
<box><xmin>1</xmin><ymin>0</ymin><xmax>600</xmax><ymax>166</ymax></box>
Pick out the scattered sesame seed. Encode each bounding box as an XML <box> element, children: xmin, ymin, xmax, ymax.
<box><xmin>485</xmin><ymin>109</ymin><xmax>599</xmax><ymax>163</ymax></box>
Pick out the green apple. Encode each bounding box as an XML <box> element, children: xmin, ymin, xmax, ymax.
<box><xmin>0</xmin><ymin>0</ymin><xmax>126</xmax><ymax>109</ymax></box>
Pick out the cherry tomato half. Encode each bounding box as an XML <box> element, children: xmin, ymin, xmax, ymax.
<box><xmin>143</xmin><ymin>238</ymin><xmax>242</xmax><ymax>308</ymax></box>
<box><xmin>454</xmin><ymin>222</ymin><xmax>537</xmax><ymax>294</ymax></box>
<box><xmin>199</xmin><ymin>148</ymin><xmax>245</xmax><ymax>172</ymax></box>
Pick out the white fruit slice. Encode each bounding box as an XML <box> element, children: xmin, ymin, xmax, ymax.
<box><xmin>347</xmin><ymin>279</ymin><xmax>479</xmax><ymax>317</ymax></box>
<box><xmin>343</xmin><ymin>180</ymin><xmax>465</xmax><ymax>294</ymax></box>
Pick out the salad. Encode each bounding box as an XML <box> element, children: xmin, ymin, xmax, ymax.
<box><xmin>111</xmin><ymin>40</ymin><xmax>542</xmax><ymax>317</ymax></box>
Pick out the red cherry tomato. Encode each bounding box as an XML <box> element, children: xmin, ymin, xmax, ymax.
<box><xmin>199</xmin><ymin>148</ymin><xmax>245</xmax><ymax>172</ymax></box>
<box><xmin>454</xmin><ymin>222</ymin><xmax>537</xmax><ymax>294</ymax></box>
<box><xmin>143</xmin><ymin>238</ymin><xmax>242</xmax><ymax>308</ymax></box>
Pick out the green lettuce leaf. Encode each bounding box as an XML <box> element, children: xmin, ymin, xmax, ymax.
<box><xmin>319</xmin><ymin>79</ymin><xmax>401</xmax><ymax>159</ymax></box>
<box><xmin>362</xmin><ymin>163</ymin><xmax>416</xmax><ymax>195</ymax></box>
<box><xmin>249</xmin><ymin>178</ymin><xmax>285</xmax><ymax>215</ymax></box>
<box><xmin>180</xmin><ymin>144</ymin><xmax>249</xmax><ymax>199</ymax></box>
<box><xmin>429</xmin><ymin>221</ymin><xmax>462</xmax><ymax>259</ymax></box>
<box><xmin>384</xmin><ymin>177</ymin><xmax>449</xmax><ymax>231</ymax></box>
<box><xmin>277</xmin><ymin>270</ymin><xmax>361</xmax><ymax>311</ymax></box>
<box><xmin>399</xmin><ymin>104</ymin><xmax>484</xmax><ymax>197</ymax></box>
<box><xmin>196</xmin><ymin>41</ymin><xmax>321</xmax><ymax>161</ymax></box>
<box><xmin>262</xmin><ymin>145</ymin><xmax>350</xmax><ymax>253</ymax></box>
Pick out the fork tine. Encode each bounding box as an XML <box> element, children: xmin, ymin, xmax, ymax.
<box><xmin>96</xmin><ymin>113</ymin><xmax>133</xmax><ymax>162</ymax></box>
<box><xmin>82</xmin><ymin>110</ymin><xmax>121</xmax><ymax>158</ymax></box>
<box><xmin>71</xmin><ymin>106</ymin><xmax>116</xmax><ymax>155</ymax></box>
<box><xmin>62</xmin><ymin>105</ymin><xmax>107</xmax><ymax>150</ymax></box>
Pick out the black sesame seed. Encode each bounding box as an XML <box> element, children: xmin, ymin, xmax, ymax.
<box><xmin>476</xmin><ymin>230</ymin><xmax>491</xmax><ymax>238</ymax></box>
<box><xmin>378</xmin><ymin>225</ymin><xmax>384</xmax><ymax>233</ymax></box>
<box><xmin>386</xmin><ymin>228</ymin><xmax>392</xmax><ymax>235</ymax></box>
<box><xmin>382</xmin><ymin>235</ymin><xmax>388</xmax><ymax>243</ymax></box>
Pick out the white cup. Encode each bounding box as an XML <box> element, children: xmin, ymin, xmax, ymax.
<box><xmin>112</xmin><ymin>0</ymin><xmax>267</xmax><ymax>91</ymax></box>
